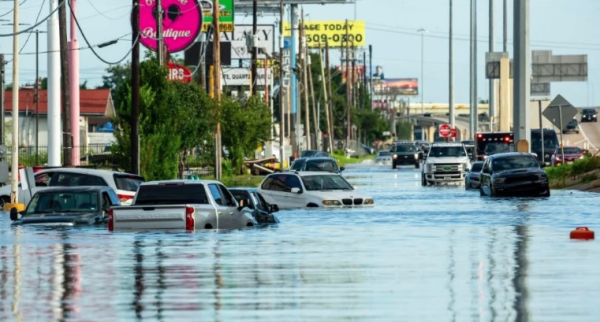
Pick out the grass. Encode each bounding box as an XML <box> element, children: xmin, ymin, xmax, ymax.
<box><xmin>545</xmin><ymin>152</ymin><xmax>600</xmax><ymax>188</ymax></box>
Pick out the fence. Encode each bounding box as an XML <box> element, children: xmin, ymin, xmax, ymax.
<box><xmin>2</xmin><ymin>144</ymin><xmax>115</xmax><ymax>167</ymax></box>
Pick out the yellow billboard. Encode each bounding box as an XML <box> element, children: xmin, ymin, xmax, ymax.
<box><xmin>283</xmin><ymin>20</ymin><xmax>366</xmax><ymax>48</ymax></box>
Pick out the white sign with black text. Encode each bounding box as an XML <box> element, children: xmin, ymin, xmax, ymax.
<box><xmin>225</xmin><ymin>24</ymin><xmax>275</xmax><ymax>60</ymax></box>
<box><xmin>222</xmin><ymin>67</ymin><xmax>273</xmax><ymax>87</ymax></box>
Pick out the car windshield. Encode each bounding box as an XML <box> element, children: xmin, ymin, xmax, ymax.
<box><xmin>583</xmin><ymin>109</ymin><xmax>596</xmax><ymax>115</ymax></box>
<box><xmin>300</xmin><ymin>150</ymin><xmax>318</xmax><ymax>158</ymax></box>
<box><xmin>394</xmin><ymin>145</ymin><xmax>416</xmax><ymax>153</ymax></box>
<box><xmin>484</xmin><ymin>143</ymin><xmax>512</xmax><ymax>154</ymax></box>
<box><xmin>567</xmin><ymin>120</ymin><xmax>577</xmax><ymax>126</ymax></box>
<box><xmin>26</xmin><ymin>191</ymin><xmax>99</xmax><ymax>215</ymax></box>
<box><xmin>378</xmin><ymin>151</ymin><xmax>391</xmax><ymax>156</ymax></box>
<box><xmin>556</xmin><ymin>147</ymin><xmax>581</xmax><ymax>154</ymax></box>
<box><xmin>428</xmin><ymin>146</ymin><xmax>467</xmax><ymax>157</ymax></box>
<box><xmin>492</xmin><ymin>156</ymin><xmax>539</xmax><ymax>171</ymax></box>
<box><xmin>301</xmin><ymin>175</ymin><xmax>354</xmax><ymax>191</ymax></box>
<box><xmin>471</xmin><ymin>163</ymin><xmax>483</xmax><ymax>172</ymax></box>
<box><xmin>304</xmin><ymin>160</ymin><xmax>338</xmax><ymax>172</ymax></box>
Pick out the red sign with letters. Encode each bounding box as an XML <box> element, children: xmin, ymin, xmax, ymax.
<box><xmin>167</xmin><ymin>61</ymin><xmax>192</xmax><ymax>83</ymax></box>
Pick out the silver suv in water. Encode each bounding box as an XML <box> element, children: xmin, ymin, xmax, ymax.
<box><xmin>421</xmin><ymin>143</ymin><xmax>471</xmax><ymax>186</ymax></box>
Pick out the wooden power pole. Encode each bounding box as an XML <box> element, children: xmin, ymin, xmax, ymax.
<box><xmin>214</xmin><ymin>0</ymin><xmax>222</xmax><ymax>180</ymax></box>
<box><xmin>325</xmin><ymin>40</ymin><xmax>334</xmax><ymax>147</ymax></box>
<box><xmin>344</xmin><ymin>20</ymin><xmax>350</xmax><ymax>146</ymax></box>
<box><xmin>58</xmin><ymin>0</ymin><xmax>71</xmax><ymax>165</ymax></box>
<box><xmin>132</xmin><ymin>0</ymin><xmax>140</xmax><ymax>174</ymax></box>
<box><xmin>300</xmin><ymin>11</ymin><xmax>310</xmax><ymax>150</ymax></box>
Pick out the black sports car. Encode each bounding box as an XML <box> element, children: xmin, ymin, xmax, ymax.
<box><xmin>479</xmin><ymin>152</ymin><xmax>550</xmax><ymax>197</ymax></box>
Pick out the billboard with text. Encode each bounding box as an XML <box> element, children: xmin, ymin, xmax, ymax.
<box><xmin>373</xmin><ymin>78</ymin><xmax>419</xmax><ymax>96</ymax></box>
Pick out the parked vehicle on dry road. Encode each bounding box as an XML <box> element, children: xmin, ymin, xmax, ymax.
<box><xmin>109</xmin><ymin>180</ymin><xmax>257</xmax><ymax>231</ymax></box>
<box><xmin>551</xmin><ymin>146</ymin><xmax>584</xmax><ymax>166</ymax></box>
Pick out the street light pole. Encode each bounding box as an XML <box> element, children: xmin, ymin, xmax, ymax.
<box><xmin>35</xmin><ymin>30</ymin><xmax>39</xmax><ymax>165</ymax></box>
<box><xmin>418</xmin><ymin>28</ymin><xmax>427</xmax><ymax>115</ymax></box>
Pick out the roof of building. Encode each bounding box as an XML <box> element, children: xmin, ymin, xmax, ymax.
<box><xmin>3</xmin><ymin>88</ymin><xmax>114</xmax><ymax>117</ymax></box>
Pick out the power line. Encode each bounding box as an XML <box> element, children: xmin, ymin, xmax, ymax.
<box><xmin>0</xmin><ymin>0</ymin><xmax>63</xmax><ymax>37</ymax></box>
<box><xmin>0</xmin><ymin>0</ymin><xmax>27</xmax><ymax>18</ymax></box>
<box><xmin>68</xmin><ymin>0</ymin><xmax>139</xmax><ymax>65</ymax></box>
<box><xmin>83</xmin><ymin>0</ymin><xmax>127</xmax><ymax>21</ymax></box>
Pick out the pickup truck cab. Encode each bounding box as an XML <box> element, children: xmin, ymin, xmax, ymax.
<box><xmin>422</xmin><ymin>143</ymin><xmax>471</xmax><ymax>186</ymax></box>
<box><xmin>109</xmin><ymin>180</ymin><xmax>257</xmax><ymax>231</ymax></box>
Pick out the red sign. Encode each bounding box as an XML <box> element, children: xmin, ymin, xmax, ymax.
<box><xmin>439</xmin><ymin>124</ymin><xmax>452</xmax><ymax>137</ymax></box>
<box><xmin>167</xmin><ymin>62</ymin><xmax>192</xmax><ymax>83</ymax></box>
<box><xmin>450</xmin><ymin>128</ymin><xmax>457</xmax><ymax>138</ymax></box>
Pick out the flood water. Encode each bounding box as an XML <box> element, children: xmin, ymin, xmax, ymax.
<box><xmin>1</xmin><ymin>164</ymin><xmax>600</xmax><ymax>321</ymax></box>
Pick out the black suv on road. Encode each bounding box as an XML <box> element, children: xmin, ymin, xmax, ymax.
<box><xmin>391</xmin><ymin>143</ymin><xmax>421</xmax><ymax>169</ymax></box>
<box><xmin>581</xmin><ymin>108</ymin><xmax>597</xmax><ymax>122</ymax></box>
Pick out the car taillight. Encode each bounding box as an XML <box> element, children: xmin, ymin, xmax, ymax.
<box><xmin>117</xmin><ymin>194</ymin><xmax>133</xmax><ymax>203</ymax></box>
<box><xmin>107</xmin><ymin>208</ymin><xmax>114</xmax><ymax>231</ymax></box>
<box><xmin>185</xmin><ymin>206</ymin><xmax>195</xmax><ymax>231</ymax></box>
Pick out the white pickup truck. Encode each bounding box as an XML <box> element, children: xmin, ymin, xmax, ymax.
<box><xmin>422</xmin><ymin>142</ymin><xmax>471</xmax><ymax>186</ymax></box>
<box><xmin>108</xmin><ymin>180</ymin><xmax>257</xmax><ymax>231</ymax></box>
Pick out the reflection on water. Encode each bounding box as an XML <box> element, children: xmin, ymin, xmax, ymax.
<box><xmin>1</xmin><ymin>165</ymin><xmax>600</xmax><ymax>321</ymax></box>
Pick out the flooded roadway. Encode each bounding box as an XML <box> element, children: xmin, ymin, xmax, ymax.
<box><xmin>1</xmin><ymin>163</ymin><xmax>600</xmax><ymax>321</ymax></box>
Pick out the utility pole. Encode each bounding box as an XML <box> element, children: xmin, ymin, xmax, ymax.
<box><xmin>47</xmin><ymin>0</ymin><xmax>60</xmax><ymax>166</ymax></box>
<box><xmin>214</xmin><ymin>0</ymin><xmax>222</xmax><ymax>180</ymax></box>
<box><xmin>449</xmin><ymin>0</ymin><xmax>455</xmax><ymax>130</ymax></box>
<box><xmin>69</xmin><ymin>0</ymin><xmax>80</xmax><ymax>166</ymax></box>
<box><xmin>290</xmin><ymin>4</ymin><xmax>298</xmax><ymax>158</ymax></box>
<box><xmin>132</xmin><ymin>0</ymin><xmax>140</xmax><ymax>175</ymax></box>
<box><xmin>156</xmin><ymin>0</ymin><xmax>164</xmax><ymax>65</ymax></box>
<box><xmin>345</xmin><ymin>19</ymin><xmax>350</xmax><ymax>146</ymax></box>
<box><xmin>503</xmin><ymin>0</ymin><xmax>508</xmax><ymax>52</ymax></box>
<box><xmin>300</xmin><ymin>11</ymin><xmax>310</xmax><ymax>150</ymax></box>
<box><xmin>59</xmin><ymin>0</ymin><xmax>72</xmax><ymax>165</ymax></box>
<box><xmin>308</xmin><ymin>54</ymin><xmax>318</xmax><ymax>147</ymax></box>
<box><xmin>470</xmin><ymin>0</ymin><xmax>477</xmax><ymax>139</ymax></box>
<box><xmin>251</xmin><ymin>0</ymin><xmax>258</xmax><ymax>96</ymax></box>
<box><xmin>35</xmin><ymin>30</ymin><xmax>40</xmax><ymax>165</ymax></box>
<box><xmin>489</xmin><ymin>0</ymin><xmax>496</xmax><ymax>131</ymax></box>
<box><xmin>369</xmin><ymin>44</ymin><xmax>373</xmax><ymax>110</ymax></box>
<box><xmin>279</xmin><ymin>0</ymin><xmax>285</xmax><ymax>170</ymax></box>
<box><xmin>325</xmin><ymin>40</ymin><xmax>334</xmax><ymax>146</ymax></box>
<box><xmin>418</xmin><ymin>28</ymin><xmax>426</xmax><ymax>115</ymax></box>
<box><xmin>0</xmin><ymin>54</ymin><xmax>4</xmax><ymax>146</ymax></box>
<box><xmin>8</xmin><ymin>0</ymin><xmax>20</xmax><ymax>208</ymax></box>
<box><xmin>319</xmin><ymin>46</ymin><xmax>333</xmax><ymax>152</ymax></box>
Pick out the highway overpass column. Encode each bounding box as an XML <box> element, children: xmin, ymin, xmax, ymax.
<box><xmin>499</xmin><ymin>57</ymin><xmax>511</xmax><ymax>131</ymax></box>
<box><xmin>427</xmin><ymin>126</ymin><xmax>436</xmax><ymax>143</ymax></box>
<box><xmin>513</xmin><ymin>0</ymin><xmax>531</xmax><ymax>151</ymax></box>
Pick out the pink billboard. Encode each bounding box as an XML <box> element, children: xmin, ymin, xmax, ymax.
<box><xmin>139</xmin><ymin>0</ymin><xmax>202</xmax><ymax>53</ymax></box>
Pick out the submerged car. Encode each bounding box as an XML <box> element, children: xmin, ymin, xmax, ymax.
<box><xmin>258</xmin><ymin>172</ymin><xmax>374</xmax><ymax>209</ymax></box>
<box><xmin>465</xmin><ymin>161</ymin><xmax>484</xmax><ymax>190</ymax></box>
<box><xmin>479</xmin><ymin>153</ymin><xmax>550</xmax><ymax>197</ymax></box>
<box><xmin>290</xmin><ymin>157</ymin><xmax>344</xmax><ymax>173</ymax></box>
<box><xmin>10</xmin><ymin>186</ymin><xmax>120</xmax><ymax>226</ymax></box>
<box><xmin>229</xmin><ymin>188</ymin><xmax>280</xmax><ymax>225</ymax></box>
<box><xmin>375</xmin><ymin>150</ymin><xmax>393</xmax><ymax>164</ymax></box>
<box><xmin>551</xmin><ymin>146</ymin><xmax>584</xmax><ymax>166</ymax></box>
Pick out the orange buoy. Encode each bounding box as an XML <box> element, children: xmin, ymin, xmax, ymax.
<box><xmin>570</xmin><ymin>227</ymin><xmax>595</xmax><ymax>240</ymax></box>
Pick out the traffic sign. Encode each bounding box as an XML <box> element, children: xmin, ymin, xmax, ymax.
<box><xmin>450</xmin><ymin>128</ymin><xmax>457</xmax><ymax>138</ymax></box>
<box><xmin>543</xmin><ymin>94</ymin><xmax>578</xmax><ymax>130</ymax></box>
<box><xmin>439</xmin><ymin>124</ymin><xmax>452</xmax><ymax>138</ymax></box>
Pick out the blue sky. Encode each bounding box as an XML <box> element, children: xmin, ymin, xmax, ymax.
<box><xmin>0</xmin><ymin>0</ymin><xmax>598</xmax><ymax>107</ymax></box>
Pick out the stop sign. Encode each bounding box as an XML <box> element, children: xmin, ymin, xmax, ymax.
<box><xmin>439</xmin><ymin>124</ymin><xmax>452</xmax><ymax>137</ymax></box>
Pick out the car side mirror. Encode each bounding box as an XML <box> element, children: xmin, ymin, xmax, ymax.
<box><xmin>339</xmin><ymin>167</ymin><xmax>345</xmax><ymax>172</ymax></box>
<box><xmin>290</xmin><ymin>187</ymin><xmax>302</xmax><ymax>194</ymax></box>
<box><xmin>10</xmin><ymin>207</ymin><xmax>19</xmax><ymax>221</ymax></box>
<box><xmin>270</xmin><ymin>204</ymin><xmax>279</xmax><ymax>213</ymax></box>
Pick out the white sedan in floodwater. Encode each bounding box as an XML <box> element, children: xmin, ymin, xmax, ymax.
<box><xmin>258</xmin><ymin>171</ymin><xmax>374</xmax><ymax>209</ymax></box>
<box><xmin>375</xmin><ymin>150</ymin><xmax>393</xmax><ymax>165</ymax></box>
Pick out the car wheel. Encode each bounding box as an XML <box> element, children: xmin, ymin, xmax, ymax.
<box><xmin>421</xmin><ymin>174</ymin><xmax>427</xmax><ymax>186</ymax></box>
<box><xmin>415</xmin><ymin>162</ymin><xmax>420</xmax><ymax>169</ymax></box>
<box><xmin>392</xmin><ymin>163</ymin><xmax>397</xmax><ymax>170</ymax></box>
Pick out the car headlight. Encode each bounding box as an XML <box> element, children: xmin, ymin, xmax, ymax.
<box><xmin>363</xmin><ymin>199</ymin><xmax>374</xmax><ymax>205</ymax></box>
<box><xmin>322</xmin><ymin>200</ymin><xmax>342</xmax><ymax>206</ymax></box>
<box><xmin>594</xmin><ymin>114</ymin><xmax>597</xmax><ymax>117</ymax></box>
<box><xmin>483</xmin><ymin>155</ymin><xmax>488</xmax><ymax>159</ymax></box>
<box><xmin>414</xmin><ymin>153</ymin><xmax>419</xmax><ymax>159</ymax></box>
<box><xmin>392</xmin><ymin>154</ymin><xmax>397</xmax><ymax>159</ymax></box>
<box><xmin>494</xmin><ymin>177</ymin><xmax>506</xmax><ymax>184</ymax></box>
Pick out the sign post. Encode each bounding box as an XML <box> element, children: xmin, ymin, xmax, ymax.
<box><xmin>543</xmin><ymin>94</ymin><xmax>578</xmax><ymax>163</ymax></box>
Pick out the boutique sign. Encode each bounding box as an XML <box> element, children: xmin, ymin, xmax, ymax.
<box><xmin>138</xmin><ymin>0</ymin><xmax>202</xmax><ymax>53</ymax></box>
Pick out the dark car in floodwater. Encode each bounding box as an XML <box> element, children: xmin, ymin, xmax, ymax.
<box><xmin>391</xmin><ymin>143</ymin><xmax>420</xmax><ymax>169</ymax></box>
<box><xmin>479</xmin><ymin>153</ymin><xmax>550</xmax><ymax>197</ymax></box>
<box><xmin>229</xmin><ymin>188</ymin><xmax>280</xmax><ymax>225</ymax></box>
<box><xmin>10</xmin><ymin>186</ymin><xmax>120</xmax><ymax>226</ymax></box>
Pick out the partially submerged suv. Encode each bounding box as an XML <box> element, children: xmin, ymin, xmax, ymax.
<box><xmin>421</xmin><ymin>143</ymin><xmax>471</xmax><ymax>186</ymax></box>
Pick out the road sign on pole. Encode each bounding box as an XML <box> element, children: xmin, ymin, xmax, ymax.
<box><xmin>439</xmin><ymin>124</ymin><xmax>452</xmax><ymax>138</ymax></box>
<box><xmin>450</xmin><ymin>128</ymin><xmax>457</xmax><ymax>138</ymax></box>
<box><xmin>543</xmin><ymin>94</ymin><xmax>578</xmax><ymax>130</ymax></box>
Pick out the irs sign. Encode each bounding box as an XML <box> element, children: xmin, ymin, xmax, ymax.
<box><xmin>167</xmin><ymin>62</ymin><xmax>192</xmax><ymax>83</ymax></box>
